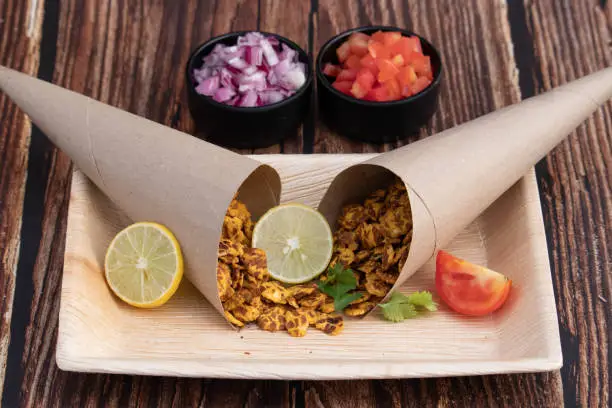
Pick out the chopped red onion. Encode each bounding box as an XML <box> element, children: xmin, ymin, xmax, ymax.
<box><xmin>267</xmin><ymin>71</ymin><xmax>278</xmax><ymax>86</ymax></box>
<box><xmin>273</xmin><ymin>59</ymin><xmax>292</xmax><ymax>76</ymax></box>
<box><xmin>260</xmin><ymin>39</ymin><xmax>279</xmax><ymax>66</ymax></box>
<box><xmin>227</xmin><ymin>57</ymin><xmax>248</xmax><ymax>70</ymax></box>
<box><xmin>195</xmin><ymin>76</ymin><xmax>219</xmax><ymax>96</ymax></box>
<box><xmin>279</xmin><ymin>43</ymin><xmax>297</xmax><ymax>62</ymax></box>
<box><xmin>260</xmin><ymin>90</ymin><xmax>285</xmax><ymax>105</ymax></box>
<box><xmin>213</xmin><ymin>87</ymin><xmax>236</xmax><ymax>103</ymax></box>
<box><xmin>279</xmin><ymin>70</ymin><xmax>306</xmax><ymax>91</ymax></box>
<box><xmin>245</xmin><ymin>46</ymin><xmax>263</xmax><ymax>66</ymax></box>
<box><xmin>242</xmin><ymin>65</ymin><xmax>258</xmax><ymax>76</ymax></box>
<box><xmin>239</xmin><ymin>90</ymin><xmax>259</xmax><ymax>107</ymax></box>
<box><xmin>219</xmin><ymin>68</ymin><xmax>233</xmax><ymax>89</ymax></box>
<box><xmin>193</xmin><ymin>31</ymin><xmax>307</xmax><ymax>107</ymax></box>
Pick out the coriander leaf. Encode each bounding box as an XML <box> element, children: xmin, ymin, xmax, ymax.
<box><xmin>334</xmin><ymin>292</ymin><xmax>362</xmax><ymax>311</ymax></box>
<box><xmin>317</xmin><ymin>280</ymin><xmax>341</xmax><ymax>299</ymax></box>
<box><xmin>406</xmin><ymin>290</ymin><xmax>438</xmax><ymax>311</ymax></box>
<box><xmin>378</xmin><ymin>290</ymin><xmax>437</xmax><ymax>322</ymax></box>
<box><xmin>326</xmin><ymin>263</ymin><xmax>345</xmax><ymax>280</ymax></box>
<box><xmin>317</xmin><ymin>264</ymin><xmax>359</xmax><ymax>311</ymax></box>
<box><xmin>381</xmin><ymin>302</ymin><xmax>417</xmax><ymax>322</ymax></box>
<box><xmin>333</xmin><ymin>268</ymin><xmax>358</xmax><ymax>294</ymax></box>
<box><xmin>318</xmin><ymin>279</ymin><xmax>353</xmax><ymax>299</ymax></box>
<box><xmin>386</xmin><ymin>291</ymin><xmax>410</xmax><ymax>305</ymax></box>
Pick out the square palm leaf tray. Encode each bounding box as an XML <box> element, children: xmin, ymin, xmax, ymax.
<box><xmin>57</xmin><ymin>154</ymin><xmax>562</xmax><ymax>379</ymax></box>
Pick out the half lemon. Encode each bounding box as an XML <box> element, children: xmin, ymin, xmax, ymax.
<box><xmin>104</xmin><ymin>222</ymin><xmax>183</xmax><ymax>308</ymax></box>
<box><xmin>252</xmin><ymin>203</ymin><xmax>333</xmax><ymax>284</ymax></box>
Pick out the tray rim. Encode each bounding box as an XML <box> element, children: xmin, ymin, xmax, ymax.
<box><xmin>57</xmin><ymin>153</ymin><xmax>563</xmax><ymax>379</ymax></box>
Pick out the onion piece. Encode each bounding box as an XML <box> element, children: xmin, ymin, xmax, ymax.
<box><xmin>261</xmin><ymin>39</ymin><xmax>279</xmax><ymax>66</ymax></box>
<box><xmin>245</xmin><ymin>46</ymin><xmax>263</xmax><ymax>66</ymax></box>
<box><xmin>195</xmin><ymin>76</ymin><xmax>220</xmax><ymax>96</ymax></box>
<box><xmin>227</xmin><ymin>57</ymin><xmax>249</xmax><ymax>70</ymax></box>
<box><xmin>279</xmin><ymin>43</ymin><xmax>297</xmax><ymax>62</ymax></box>
<box><xmin>213</xmin><ymin>87</ymin><xmax>236</xmax><ymax>103</ymax></box>
<box><xmin>239</xmin><ymin>90</ymin><xmax>259</xmax><ymax>107</ymax></box>
<box><xmin>260</xmin><ymin>90</ymin><xmax>285</xmax><ymax>105</ymax></box>
<box><xmin>279</xmin><ymin>69</ymin><xmax>306</xmax><ymax>91</ymax></box>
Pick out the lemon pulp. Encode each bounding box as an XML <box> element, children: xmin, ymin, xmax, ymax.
<box><xmin>104</xmin><ymin>222</ymin><xmax>183</xmax><ymax>308</ymax></box>
<box><xmin>252</xmin><ymin>203</ymin><xmax>333</xmax><ymax>284</ymax></box>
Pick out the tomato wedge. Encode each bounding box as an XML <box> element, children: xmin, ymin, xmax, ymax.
<box><xmin>435</xmin><ymin>250</ymin><xmax>512</xmax><ymax>316</ymax></box>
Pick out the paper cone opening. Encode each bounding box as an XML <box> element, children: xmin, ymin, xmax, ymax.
<box><xmin>318</xmin><ymin>163</ymin><xmax>436</xmax><ymax>306</ymax></box>
<box><xmin>0</xmin><ymin>65</ymin><xmax>282</xmax><ymax>324</ymax></box>
<box><xmin>234</xmin><ymin>164</ymin><xmax>282</xmax><ymax>220</ymax></box>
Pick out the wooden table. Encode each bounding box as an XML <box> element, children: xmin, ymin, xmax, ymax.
<box><xmin>0</xmin><ymin>1</ymin><xmax>609</xmax><ymax>407</ymax></box>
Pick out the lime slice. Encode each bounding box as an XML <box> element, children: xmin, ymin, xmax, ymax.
<box><xmin>104</xmin><ymin>222</ymin><xmax>183</xmax><ymax>308</ymax></box>
<box><xmin>252</xmin><ymin>203</ymin><xmax>333</xmax><ymax>284</ymax></box>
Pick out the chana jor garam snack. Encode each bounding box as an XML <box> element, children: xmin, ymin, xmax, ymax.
<box><xmin>216</xmin><ymin>198</ymin><xmax>343</xmax><ymax>337</ymax></box>
<box><xmin>216</xmin><ymin>178</ymin><xmax>413</xmax><ymax>336</ymax></box>
<box><xmin>321</xmin><ymin>178</ymin><xmax>413</xmax><ymax>317</ymax></box>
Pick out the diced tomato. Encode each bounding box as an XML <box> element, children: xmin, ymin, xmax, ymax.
<box><xmin>350</xmin><ymin>82</ymin><xmax>368</xmax><ymax>99</ymax></box>
<box><xmin>356</xmin><ymin>68</ymin><xmax>376</xmax><ymax>92</ymax></box>
<box><xmin>345</xmin><ymin>54</ymin><xmax>362</xmax><ymax>70</ymax></box>
<box><xmin>370</xmin><ymin>30</ymin><xmax>386</xmax><ymax>43</ymax></box>
<box><xmin>383</xmin><ymin>77</ymin><xmax>401</xmax><ymax>100</ymax></box>
<box><xmin>383</xmin><ymin>31</ymin><xmax>402</xmax><ymax>47</ymax></box>
<box><xmin>332</xmin><ymin>80</ymin><xmax>353</xmax><ymax>95</ymax></box>
<box><xmin>348</xmin><ymin>33</ymin><xmax>370</xmax><ymax>57</ymax></box>
<box><xmin>359</xmin><ymin>54</ymin><xmax>379</xmax><ymax>76</ymax></box>
<box><xmin>366</xmin><ymin>85</ymin><xmax>391</xmax><ymax>102</ymax></box>
<box><xmin>349</xmin><ymin>32</ymin><xmax>370</xmax><ymax>42</ymax></box>
<box><xmin>368</xmin><ymin>41</ymin><xmax>390</xmax><ymax>60</ymax></box>
<box><xmin>336</xmin><ymin>41</ymin><xmax>351</xmax><ymax>63</ymax></box>
<box><xmin>435</xmin><ymin>250</ymin><xmax>512</xmax><ymax>316</ymax></box>
<box><xmin>410</xmin><ymin>76</ymin><xmax>432</xmax><ymax>95</ymax></box>
<box><xmin>327</xmin><ymin>31</ymin><xmax>434</xmax><ymax>102</ymax></box>
<box><xmin>322</xmin><ymin>63</ymin><xmax>342</xmax><ymax>77</ymax></box>
<box><xmin>390</xmin><ymin>37</ymin><xmax>423</xmax><ymax>61</ymax></box>
<box><xmin>407</xmin><ymin>36</ymin><xmax>423</xmax><ymax>53</ymax></box>
<box><xmin>398</xmin><ymin>66</ymin><xmax>417</xmax><ymax>96</ymax></box>
<box><xmin>391</xmin><ymin>54</ymin><xmax>405</xmax><ymax>67</ymax></box>
<box><xmin>376</xmin><ymin>59</ymin><xmax>400</xmax><ymax>83</ymax></box>
<box><xmin>410</xmin><ymin>54</ymin><xmax>433</xmax><ymax>79</ymax></box>
<box><xmin>400</xmin><ymin>86</ymin><xmax>413</xmax><ymax>98</ymax></box>
<box><xmin>337</xmin><ymin>68</ymin><xmax>358</xmax><ymax>82</ymax></box>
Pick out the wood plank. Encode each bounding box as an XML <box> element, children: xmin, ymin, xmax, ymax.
<box><xmin>6</xmin><ymin>0</ymin><xmax>608</xmax><ymax>407</ymax></box>
<box><xmin>312</xmin><ymin>0</ymin><xmax>521</xmax><ymax>154</ymax></box>
<box><xmin>0</xmin><ymin>0</ymin><xmax>45</xmax><ymax>398</ymax></box>
<box><xmin>258</xmin><ymin>0</ymin><xmax>311</xmax><ymax>154</ymax></box>
<box><xmin>308</xmin><ymin>0</ymin><xmax>565</xmax><ymax>407</ymax></box>
<box><xmin>205</xmin><ymin>0</ymin><xmax>311</xmax><ymax>154</ymax></box>
<box><xmin>10</xmin><ymin>0</ymin><xmax>297</xmax><ymax>406</ymax></box>
<box><xmin>516</xmin><ymin>1</ymin><xmax>611</xmax><ymax>407</ymax></box>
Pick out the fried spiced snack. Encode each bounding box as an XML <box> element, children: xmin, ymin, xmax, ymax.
<box><xmin>328</xmin><ymin>178</ymin><xmax>413</xmax><ymax>316</ymax></box>
<box><xmin>217</xmin><ymin>198</ymin><xmax>344</xmax><ymax>337</ymax></box>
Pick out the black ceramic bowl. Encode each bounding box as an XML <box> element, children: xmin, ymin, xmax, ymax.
<box><xmin>186</xmin><ymin>31</ymin><xmax>313</xmax><ymax>149</ymax></box>
<box><xmin>316</xmin><ymin>26</ymin><xmax>442</xmax><ymax>143</ymax></box>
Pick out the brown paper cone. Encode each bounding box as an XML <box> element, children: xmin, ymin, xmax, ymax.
<box><xmin>319</xmin><ymin>67</ymin><xmax>612</xmax><ymax>306</ymax></box>
<box><xmin>0</xmin><ymin>65</ymin><xmax>281</xmax><ymax>319</ymax></box>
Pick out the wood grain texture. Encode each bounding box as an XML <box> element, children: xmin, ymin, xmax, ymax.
<box><xmin>309</xmin><ymin>0</ymin><xmax>567</xmax><ymax>407</ymax></box>
<box><xmin>518</xmin><ymin>1</ymin><xmax>611</xmax><ymax>407</ymax></box>
<box><xmin>5</xmin><ymin>0</ymin><xmax>305</xmax><ymax>406</ymax></box>
<box><xmin>0</xmin><ymin>0</ymin><xmax>608</xmax><ymax>406</ymax></box>
<box><xmin>0</xmin><ymin>0</ymin><xmax>44</xmax><ymax>400</ymax></box>
<box><xmin>312</xmin><ymin>0</ymin><xmax>520</xmax><ymax>153</ymax></box>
